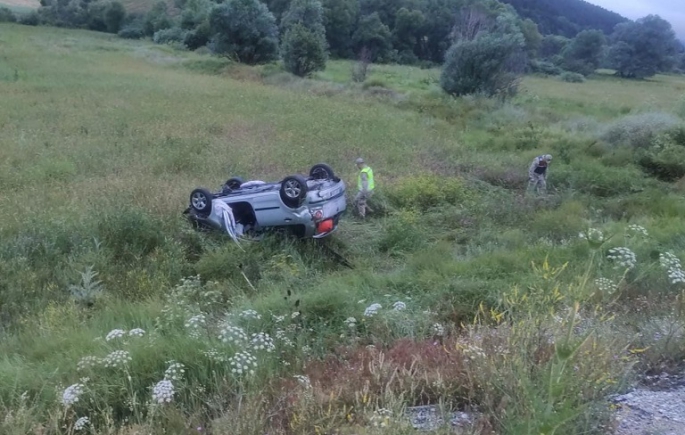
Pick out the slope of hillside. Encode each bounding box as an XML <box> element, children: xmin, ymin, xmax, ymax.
<box><xmin>2</xmin><ymin>22</ymin><xmax>685</xmax><ymax>435</ymax></box>
<box><xmin>501</xmin><ymin>0</ymin><xmax>629</xmax><ymax>37</ymax></box>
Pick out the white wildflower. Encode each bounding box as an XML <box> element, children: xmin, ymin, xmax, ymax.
<box><xmin>274</xmin><ymin>329</ymin><xmax>294</xmax><ymax>347</ymax></box>
<box><xmin>105</xmin><ymin>329</ymin><xmax>126</xmax><ymax>341</ymax></box>
<box><xmin>218</xmin><ymin>324</ymin><xmax>248</xmax><ymax>345</ymax></box>
<box><xmin>152</xmin><ymin>379</ymin><xmax>174</xmax><ymax>404</ymax></box>
<box><xmin>364</xmin><ymin>303</ymin><xmax>382</xmax><ymax>317</ymax></box>
<box><xmin>240</xmin><ymin>309</ymin><xmax>261</xmax><ymax>320</ymax></box>
<box><xmin>392</xmin><ymin>301</ymin><xmax>406</xmax><ymax>311</ymax></box>
<box><xmin>595</xmin><ymin>277</ymin><xmax>618</xmax><ymax>295</ymax></box>
<box><xmin>660</xmin><ymin>252</ymin><xmax>682</xmax><ymax>270</ymax></box>
<box><xmin>627</xmin><ymin>224</ymin><xmax>649</xmax><ymax>237</ymax></box>
<box><xmin>668</xmin><ymin>268</ymin><xmax>685</xmax><ymax>284</ymax></box>
<box><xmin>293</xmin><ymin>375</ymin><xmax>311</xmax><ymax>389</ymax></box>
<box><xmin>272</xmin><ymin>314</ymin><xmax>285</xmax><ymax>323</ymax></box>
<box><xmin>432</xmin><ymin>323</ymin><xmax>445</xmax><ymax>337</ymax></box>
<box><xmin>370</xmin><ymin>408</ymin><xmax>392</xmax><ymax>428</ymax></box>
<box><xmin>291</xmin><ymin>311</ymin><xmax>300</xmax><ymax>319</ymax></box>
<box><xmin>229</xmin><ymin>351</ymin><xmax>257</xmax><ymax>376</ymax></box>
<box><xmin>579</xmin><ymin>228</ymin><xmax>605</xmax><ymax>245</ymax></box>
<box><xmin>250</xmin><ymin>332</ymin><xmax>275</xmax><ymax>352</ymax></box>
<box><xmin>164</xmin><ymin>361</ymin><xmax>185</xmax><ymax>381</ymax></box>
<box><xmin>61</xmin><ymin>383</ymin><xmax>84</xmax><ymax>407</ymax></box>
<box><xmin>77</xmin><ymin>356</ymin><xmax>100</xmax><ymax>371</ymax></box>
<box><xmin>344</xmin><ymin>317</ymin><xmax>357</xmax><ymax>328</ymax></box>
<box><xmin>74</xmin><ymin>416</ymin><xmax>90</xmax><ymax>431</ymax></box>
<box><xmin>607</xmin><ymin>247</ymin><xmax>637</xmax><ymax>270</ymax></box>
<box><xmin>203</xmin><ymin>349</ymin><xmax>228</xmax><ymax>363</ymax></box>
<box><xmin>302</xmin><ymin>345</ymin><xmax>311</xmax><ymax>354</ymax></box>
<box><xmin>102</xmin><ymin>350</ymin><xmax>132</xmax><ymax>368</ymax></box>
<box><xmin>128</xmin><ymin>328</ymin><xmax>145</xmax><ymax>337</ymax></box>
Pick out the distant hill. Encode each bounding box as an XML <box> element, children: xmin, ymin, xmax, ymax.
<box><xmin>500</xmin><ymin>0</ymin><xmax>629</xmax><ymax>38</ymax></box>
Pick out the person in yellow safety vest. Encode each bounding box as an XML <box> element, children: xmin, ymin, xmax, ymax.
<box><xmin>354</xmin><ymin>157</ymin><xmax>375</xmax><ymax>218</ymax></box>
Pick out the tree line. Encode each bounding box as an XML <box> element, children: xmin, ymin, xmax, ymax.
<box><xmin>1</xmin><ymin>0</ymin><xmax>684</xmax><ymax>96</ymax></box>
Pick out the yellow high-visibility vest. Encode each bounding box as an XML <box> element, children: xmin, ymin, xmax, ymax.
<box><xmin>357</xmin><ymin>166</ymin><xmax>375</xmax><ymax>191</ymax></box>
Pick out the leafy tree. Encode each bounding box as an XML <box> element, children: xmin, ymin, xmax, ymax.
<box><xmin>560</xmin><ymin>29</ymin><xmax>605</xmax><ymax>76</ymax></box>
<box><xmin>261</xmin><ymin>0</ymin><xmax>291</xmax><ymax>23</ymax></box>
<box><xmin>321</xmin><ymin>0</ymin><xmax>358</xmax><ymax>58</ymax></box>
<box><xmin>392</xmin><ymin>7</ymin><xmax>425</xmax><ymax>61</ymax></box>
<box><xmin>0</xmin><ymin>6</ymin><xmax>16</xmax><ymax>22</ymax></box>
<box><xmin>280</xmin><ymin>0</ymin><xmax>326</xmax><ymax>38</ymax></box>
<box><xmin>608</xmin><ymin>15</ymin><xmax>680</xmax><ymax>79</ymax></box>
<box><xmin>144</xmin><ymin>1</ymin><xmax>172</xmax><ymax>36</ymax></box>
<box><xmin>280</xmin><ymin>0</ymin><xmax>327</xmax><ymax>76</ymax></box>
<box><xmin>103</xmin><ymin>1</ymin><xmax>125</xmax><ymax>33</ymax></box>
<box><xmin>519</xmin><ymin>18</ymin><xmax>541</xmax><ymax>58</ymax></box>
<box><xmin>209</xmin><ymin>0</ymin><xmax>279</xmax><ymax>64</ymax></box>
<box><xmin>281</xmin><ymin>22</ymin><xmax>327</xmax><ymax>76</ymax></box>
<box><xmin>351</xmin><ymin>12</ymin><xmax>392</xmax><ymax>62</ymax></box>
<box><xmin>539</xmin><ymin>34</ymin><xmax>570</xmax><ymax>59</ymax></box>
<box><xmin>440</xmin><ymin>6</ymin><xmax>526</xmax><ymax>98</ymax></box>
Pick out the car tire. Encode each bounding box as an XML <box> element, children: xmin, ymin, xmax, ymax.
<box><xmin>224</xmin><ymin>177</ymin><xmax>244</xmax><ymax>190</ymax></box>
<box><xmin>309</xmin><ymin>163</ymin><xmax>335</xmax><ymax>180</ymax></box>
<box><xmin>280</xmin><ymin>174</ymin><xmax>308</xmax><ymax>208</ymax></box>
<box><xmin>190</xmin><ymin>188</ymin><xmax>213</xmax><ymax>215</ymax></box>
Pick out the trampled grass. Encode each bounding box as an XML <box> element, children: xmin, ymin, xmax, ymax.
<box><xmin>2</xmin><ymin>22</ymin><xmax>685</xmax><ymax>435</ymax></box>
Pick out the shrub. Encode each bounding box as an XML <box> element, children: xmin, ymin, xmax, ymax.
<box><xmin>96</xmin><ymin>209</ymin><xmax>166</xmax><ymax>263</ymax></box>
<box><xmin>0</xmin><ymin>6</ymin><xmax>16</xmax><ymax>22</ymax></box>
<box><xmin>103</xmin><ymin>1</ymin><xmax>126</xmax><ymax>33</ymax></box>
<box><xmin>559</xmin><ymin>72</ymin><xmax>585</xmax><ymax>83</ymax></box>
<box><xmin>183</xmin><ymin>21</ymin><xmax>210</xmax><ymax>50</ymax></box>
<box><xmin>635</xmin><ymin>134</ymin><xmax>685</xmax><ymax>182</ymax></box>
<box><xmin>18</xmin><ymin>11</ymin><xmax>39</xmax><ymax>26</ymax></box>
<box><xmin>118</xmin><ymin>22</ymin><xmax>146</xmax><ymax>39</ymax></box>
<box><xmin>378</xmin><ymin>210</ymin><xmax>428</xmax><ymax>254</ymax></box>
<box><xmin>529</xmin><ymin>59</ymin><xmax>562</xmax><ymax>75</ymax></box>
<box><xmin>440</xmin><ymin>32</ymin><xmax>525</xmax><ymax>99</ymax></box>
<box><xmin>599</xmin><ymin>112</ymin><xmax>681</xmax><ymax>149</ymax></box>
<box><xmin>208</xmin><ymin>0</ymin><xmax>279</xmax><ymax>65</ymax></box>
<box><xmin>386</xmin><ymin>174</ymin><xmax>472</xmax><ymax>211</ymax></box>
<box><xmin>281</xmin><ymin>23</ymin><xmax>327</xmax><ymax>77</ymax></box>
<box><xmin>153</xmin><ymin>27</ymin><xmax>188</xmax><ymax>45</ymax></box>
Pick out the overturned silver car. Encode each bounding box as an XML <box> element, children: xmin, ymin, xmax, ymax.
<box><xmin>183</xmin><ymin>163</ymin><xmax>347</xmax><ymax>240</ymax></box>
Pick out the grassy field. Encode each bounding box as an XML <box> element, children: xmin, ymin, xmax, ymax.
<box><xmin>2</xmin><ymin>22</ymin><xmax>685</xmax><ymax>435</ymax></box>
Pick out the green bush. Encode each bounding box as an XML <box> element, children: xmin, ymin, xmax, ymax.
<box><xmin>559</xmin><ymin>71</ymin><xmax>585</xmax><ymax>83</ymax></box>
<box><xmin>118</xmin><ymin>22</ymin><xmax>146</xmax><ymax>39</ymax></box>
<box><xmin>208</xmin><ymin>0</ymin><xmax>279</xmax><ymax>65</ymax></box>
<box><xmin>529</xmin><ymin>59</ymin><xmax>562</xmax><ymax>76</ymax></box>
<box><xmin>153</xmin><ymin>27</ymin><xmax>188</xmax><ymax>45</ymax></box>
<box><xmin>281</xmin><ymin>23</ymin><xmax>327</xmax><ymax>77</ymax></box>
<box><xmin>385</xmin><ymin>174</ymin><xmax>472</xmax><ymax>210</ymax></box>
<box><xmin>600</xmin><ymin>112</ymin><xmax>680</xmax><ymax>149</ymax></box>
<box><xmin>18</xmin><ymin>11</ymin><xmax>39</xmax><ymax>26</ymax></box>
<box><xmin>377</xmin><ymin>210</ymin><xmax>427</xmax><ymax>254</ymax></box>
<box><xmin>0</xmin><ymin>6</ymin><xmax>16</xmax><ymax>22</ymax></box>
<box><xmin>96</xmin><ymin>209</ymin><xmax>166</xmax><ymax>263</ymax></box>
<box><xmin>636</xmin><ymin>138</ymin><xmax>685</xmax><ymax>182</ymax></box>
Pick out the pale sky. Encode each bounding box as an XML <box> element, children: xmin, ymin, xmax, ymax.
<box><xmin>587</xmin><ymin>0</ymin><xmax>685</xmax><ymax>40</ymax></box>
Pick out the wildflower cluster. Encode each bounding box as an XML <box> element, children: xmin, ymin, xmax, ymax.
<box><xmin>250</xmin><ymin>332</ymin><xmax>275</xmax><ymax>352</ymax></box>
<box><xmin>293</xmin><ymin>375</ymin><xmax>311</xmax><ymax>389</ymax></box>
<box><xmin>607</xmin><ymin>247</ymin><xmax>637</xmax><ymax>270</ymax></box>
<box><xmin>370</xmin><ymin>408</ymin><xmax>392</xmax><ymax>428</ymax></box>
<box><xmin>105</xmin><ymin>329</ymin><xmax>126</xmax><ymax>341</ymax></box>
<box><xmin>164</xmin><ymin>361</ymin><xmax>185</xmax><ymax>381</ymax></box>
<box><xmin>364</xmin><ymin>303</ymin><xmax>382</xmax><ymax>317</ymax></box>
<box><xmin>185</xmin><ymin>314</ymin><xmax>206</xmax><ymax>339</ymax></box>
<box><xmin>128</xmin><ymin>328</ymin><xmax>145</xmax><ymax>337</ymax></box>
<box><xmin>627</xmin><ymin>224</ymin><xmax>649</xmax><ymax>237</ymax></box>
<box><xmin>152</xmin><ymin>379</ymin><xmax>175</xmax><ymax>404</ymax></box>
<box><xmin>77</xmin><ymin>356</ymin><xmax>100</xmax><ymax>371</ymax></box>
<box><xmin>74</xmin><ymin>416</ymin><xmax>90</xmax><ymax>431</ymax></box>
<box><xmin>218</xmin><ymin>324</ymin><xmax>248</xmax><ymax>345</ymax></box>
<box><xmin>579</xmin><ymin>228</ymin><xmax>605</xmax><ymax>245</ymax></box>
<box><xmin>274</xmin><ymin>329</ymin><xmax>294</xmax><ymax>347</ymax></box>
<box><xmin>102</xmin><ymin>350</ymin><xmax>132</xmax><ymax>368</ymax></box>
<box><xmin>595</xmin><ymin>277</ymin><xmax>618</xmax><ymax>295</ymax></box>
<box><xmin>62</xmin><ymin>383</ymin><xmax>85</xmax><ymax>407</ymax></box>
<box><xmin>344</xmin><ymin>317</ymin><xmax>357</xmax><ymax>328</ymax></box>
<box><xmin>392</xmin><ymin>301</ymin><xmax>406</xmax><ymax>311</ymax></box>
<box><xmin>240</xmin><ymin>309</ymin><xmax>261</xmax><ymax>320</ymax></box>
<box><xmin>660</xmin><ymin>252</ymin><xmax>685</xmax><ymax>284</ymax></box>
<box><xmin>203</xmin><ymin>349</ymin><xmax>228</xmax><ymax>363</ymax></box>
<box><xmin>432</xmin><ymin>323</ymin><xmax>445</xmax><ymax>337</ymax></box>
<box><xmin>229</xmin><ymin>351</ymin><xmax>257</xmax><ymax>376</ymax></box>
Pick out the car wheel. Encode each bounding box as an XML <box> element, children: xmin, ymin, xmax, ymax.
<box><xmin>309</xmin><ymin>163</ymin><xmax>335</xmax><ymax>180</ymax></box>
<box><xmin>190</xmin><ymin>188</ymin><xmax>213</xmax><ymax>214</ymax></box>
<box><xmin>280</xmin><ymin>174</ymin><xmax>308</xmax><ymax>207</ymax></box>
<box><xmin>224</xmin><ymin>177</ymin><xmax>244</xmax><ymax>190</ymax></box>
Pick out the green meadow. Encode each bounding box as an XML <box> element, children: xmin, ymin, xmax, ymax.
<box><xmin>2</xmin><ymin>22</ymin><xmax>685</xmax><ymax>434</ymax></box>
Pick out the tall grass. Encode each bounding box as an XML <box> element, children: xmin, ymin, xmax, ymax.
<box><xmin>1</xmin><ymin>22</ymin><xmax>685</xmax><ymax>434</ymax></box>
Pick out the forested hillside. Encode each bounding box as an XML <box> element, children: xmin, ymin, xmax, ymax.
<box><xmin>500</xmin><ymin>0</ymin><xmax>628</xmax><ymax>37</ymax></box>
